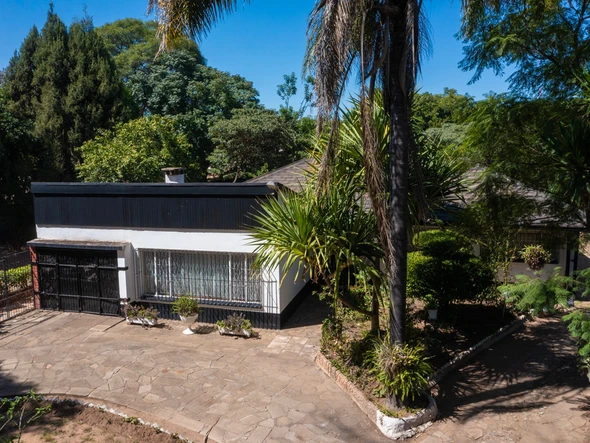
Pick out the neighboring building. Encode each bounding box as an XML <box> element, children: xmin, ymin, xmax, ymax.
<box><xmin>27</xmin><ymin>175</ymin><xmax>308</xmax><ymax>328</ymax></box>
<box><xmin>250</xmin><ymin>159</ymin><xmax>585</xmax><ymax>281</ymax></box>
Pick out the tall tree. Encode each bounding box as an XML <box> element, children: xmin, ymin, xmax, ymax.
<box><xmin>96</xmin><ymin>18</ymin><xmax>205</xmax><ymax>81</ymax></box>
<box><xmin>31</xmin><ymin>6</ymin><xmax>70</xmax><ymax>178</ymax></box>
<box><xmin>128</xmin><ymin>50</ymin><xmax>258</xmax><ymax>118</ymax></box>
<box><xmin>460</xmin><ymin>0</ymin><xmax>590</xmax><ymax>96</ymax></box>
<box><xmin>4</xmin><ymin>26</ymin><xmax>39</xmax><ymax>120</ymax></box>
<box><xmin>66</xmin><ymin>17</ymin><xmax>129</xmax><ymax>160</ymax></box>
<box><xmin>4</xmin><ymin>7</ymin><xmax>131</xmax><ymax>181</ymax></box>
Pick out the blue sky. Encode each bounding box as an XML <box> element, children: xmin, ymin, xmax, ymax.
<box><xmin>0</xmin><ymin>0</ymin><xmax>511</xmax><ymax>111</ymax></box>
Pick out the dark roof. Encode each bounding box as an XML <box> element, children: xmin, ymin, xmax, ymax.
<box><xmin>31</xmin><ymin>182</ymin><xmax>276</xmax><ymax>197</ymax></box>
<box><xmin>247</xmin><ymin>158</ymin><xmax>315</xmax><ymax>192</ymax></box>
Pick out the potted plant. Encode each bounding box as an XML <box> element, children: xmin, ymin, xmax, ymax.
<box><xmin>216</xmin><ymin>313</ymin><xmax>253</xmax><ymax>338</ymax></box>
<box><xmin>172</xmin><ymin>295</ymin><xmax>200</xmax><ymax>335</ymax></box>
<box><xmin>125</xmin><ymin>304</ymin><xmax>159</xmax><ymax>327</ymax></box>
<box><xmin>424</xmin><ymin>294</ymin><xmax>438</xmax><ymax>321</ymax></box>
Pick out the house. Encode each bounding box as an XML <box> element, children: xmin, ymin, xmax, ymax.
<box><xmin>27</xmin><ymin>169</ymin><xmax>308</xmax><ymax>328</ymax></box>
<box><xmin>250</xmin><ymin>159</ymin><xmax>585</xmax><ymax>281</ymax></box>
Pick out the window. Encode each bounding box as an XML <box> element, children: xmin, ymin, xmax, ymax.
<box><xmin>139</xmin><ymin>249</ymin><xmax>266</xmax><ymax>306</ymax></box>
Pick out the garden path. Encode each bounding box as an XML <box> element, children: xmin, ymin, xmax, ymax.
<box><xmin>415</xmin><ymin>316</ymin><xmax>590</xmax><ymax>443</ymax></box>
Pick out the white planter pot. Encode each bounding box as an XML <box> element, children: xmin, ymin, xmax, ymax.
<box><xmin>427</xmin><ymin>309</ymin><xmax>438</xmax><ymax>320</ymax></box>
<box><xmin>126</xmin><ymin>317</ymin><xmax>158</xmax><ymax>327</ymax></box>
<box><xmin>179</xmin><ymin>314</ymin><xmax>198</xmax><ymax>324</ymax></box>
<box><xmin>218</xmin><ymin>327</ymin><xmax>251</xmax><ymax>338</ymax></box>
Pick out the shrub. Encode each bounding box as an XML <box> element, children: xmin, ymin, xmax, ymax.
<box><xmin>563</xmin><ymin>310</ymin><xmax>590</xmax><ymax>357</ymax></box>
<box><xmin>500</xmin><ymin>268</ymin><xmax>573</xmax><ymax>316</ymax></box>
<box><xmin>171</xmin><ymin>295</ymin><xmax>200</xmax><ymax>317</ymax></box>
<box><xmin>5</xmin><ymin>265</ymin><xmax>31</xmax><ymax>290</ymax></box>
<box><xmin>520</xmin><ymin>244</ymin><xmax>552</xmax><ymax>271</ymax></box>
<box><xmin>413</xmin><ymin>230</ymin><xmax>472</xmax><ymax>260</ymax></box>
<box><xmin>216</xmin><ymin>313</ymin><xmax>252</xmax><ymax>333</ymax></box>
<box><xmin>321</xmin><ymin>316</ymin><xmax>343</xmax><ymax>351</ymax></box>
<box><xmin>0</xmin><ymin>390</ymin><xmax>51</xmax><ymax>441</ymax></box>
<box><xmin>365</xmin><ymin>338</ymin><xmax>432</xmax><ymax>403</ymax></box>
<box><xmin>125</xmin><ymin>304</ymin><xmax>159</xmax><ymax>321</ymax></box>
<box><xmin>407</xmin><ymin>250</ymin><xmax>495</xmax><ymax>309</ymax></box>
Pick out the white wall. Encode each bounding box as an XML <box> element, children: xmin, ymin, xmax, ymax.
<box><xmin>35</xmin><ymin>226</ymin><xmax>301</xmax><ymax>313</ymax></box>
<box><xmin>497</xmin><ymin>243</ymin><xmax>568</xmax><ymax>282</ymax></box>
<box><xmin>279</xmin><ymin>259</ymin><xmax>309</xmax><ymax>311</ymax></box>
<box><xmin>36</xmin><ymin>226</ymin><xmax>257</xmax><ymax>253</ymax></box>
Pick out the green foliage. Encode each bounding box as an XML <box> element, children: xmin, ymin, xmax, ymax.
<box><xmin>460</xmin><ymin>0</ymin><xmax>590</xmax><ymax>96</ymax></box>
<box><xmin>499</xmin><ymin>268</ymin><xmax>574</xmax><ymax>316</ymax></box>
<box><xmin>365</xmin><ymin>338</ymin><xmax>432</xmax><ymax>403</ymax></box>
<box><xmin>125</xmin><ymin>304</ymin><xmax>159</xmax><ymax>321</ymax></box>
<box><xmin>413</xmin><ymin>88</ymin><xmax>475</xmax><ymax>129</ymax></box>
<box><xmin>0</xmin><ymin>92</ymin><xmax>46</xmax><ymax>245</ymax></box>
<box><xmin>520</xmin><ymin>245</ymin><xmax>552</xmax><ymax>272</ymax></box>
<box><xmin>312</xmin><ymin>92</ymin><xmax>468</xmax><ymax>224</ymax></box>
<box><xmin>216</xmin><ymin>313</ymin><xmax>252</xmax><ymax>333</ymax></box>
<box><xmin>563</xmin><ymin>310</ymin><xmax>590</xmax><ymax>358</ymax></box>
<box><xmin>250</xmin><ymin>177</ymin><xmax>383</xmax><ymax>302</ymax></box>
<box><xmin>277</xmin><ymin>72</ymin><xmax>297</xmax><ymax>109</ymax></box>
<box><xmin>128</xmin><ymin>51</ymin><xmax>258</xmax><ymax>118</ymax></box>
<box><xmin>208</xmin><ymin>108</ymin><xmax>297</xmax><ymax>181</ymax></box>
<box><xmin>321</xmin><ymin>317</ymin><xmax>344</xmax><ymax>351</ymax></box>
<box><xmin>408</xmin><ymin>230</ymin><xmax>495</xmax><ymax>308</ymax></box>
<box><xmin>413</xmin><ymin>230</ymin><xmax>472</xmax><ymax>259</ymax></box>
<box><xmin>3</xmin><ymin>8</ymin><xmax>130</xmax><ymax>181</ymax></box>
<box><xmin>5</xmin><ymin>266</ymin><xmax>32</xmax><ymax>291</ymax></box>
<box><xmin>171</xmin><ymin>296</ymin><xmax>200</xmax><ymax>317</ymax></box>
<box><xmin>0</xmin><ymin>390</ymin><xmax>51</xmax><ymax>442</ymax></box>
<box><xmin>96</xmin><ymin>19</ymin><xmax>205</xmax><ymax>80</ymax></box>
<box><xmin>77</xmin><ymin>115</ymin><xmax>202</xmax><ymax>182</ymax></box>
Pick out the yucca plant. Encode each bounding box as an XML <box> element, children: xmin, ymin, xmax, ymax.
<box><xmin>365</xmin><ymin>337</ymin><xmax>432</xmax><ymax>408</ymax></box>
<box><xmin>250</xmin><ymin>176</ymin><xmax>384</xmax><ymax>332</ymax></box>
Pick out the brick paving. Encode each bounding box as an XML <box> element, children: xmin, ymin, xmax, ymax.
<box><xmin>0</xmin><ymin>296</ymin><xmax>389</xmax><ymax>443</ymax></box>
<box><xmin>415</xmin><ymin>316</ymin><xmax>590</xmax><ymax>443</ymax></box>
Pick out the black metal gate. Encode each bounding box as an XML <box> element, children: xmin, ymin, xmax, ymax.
<box><xmin>35</xmin><ymin>248</ymin><xmax>121</xmax><ymax>316</ymax></box>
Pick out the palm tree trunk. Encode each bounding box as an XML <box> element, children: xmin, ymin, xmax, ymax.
<box><xmin>387</xmin><ymin>4</ymin><xmax>410</xmax><ymax>349</ymax></box>
<box><xmin>384</xmin><ymin>1</ymin><xmax>412</xmax><ymax>409</ymax></box>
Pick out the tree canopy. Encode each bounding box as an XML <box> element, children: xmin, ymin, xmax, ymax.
<box><xmin>460</xmin><ymin>0</ymin><xmax>590</xmax><ymax>96</ymax></box>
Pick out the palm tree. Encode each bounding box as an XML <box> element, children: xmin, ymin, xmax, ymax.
<box><xmin>148</xmin><ymin>0</ymin><xmax>483</xmax><ymax>408</ymax></box>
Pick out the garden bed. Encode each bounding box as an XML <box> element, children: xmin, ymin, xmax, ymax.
<box><xmin>1</xmin><ymin>400</ymin><xmax>183</xmax><ymax>443</ymax></box>
<box><xmin>322</xmin><ymin>301</ymin><xmax>515</xmax><ymax>414</ymax></box>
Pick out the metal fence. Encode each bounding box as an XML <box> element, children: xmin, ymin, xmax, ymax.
<box><xmin>1</xmin><ymin>250</ymin><xmax>34</xmax><ymax>322</ymax></box>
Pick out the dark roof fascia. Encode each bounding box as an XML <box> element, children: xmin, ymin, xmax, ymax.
<box><xmin>27</xmin><ymin>239</ymin><xmax>128</xmax><ymax>251</ymax></box>
<box><xmin>31</xmin><ymin>182</ymin><xmax>277</xmax><ymax>197</ymax></box>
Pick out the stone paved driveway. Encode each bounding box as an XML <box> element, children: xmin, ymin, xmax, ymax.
<box><xmin>415</xmin><ymin>316</ymin><xmax>590</xmax><ymax>443</ymax></box>
<box><xmin>0</xmin><ymin>297</ymin><xmax>390</xmax><ymax>443</ymax></box>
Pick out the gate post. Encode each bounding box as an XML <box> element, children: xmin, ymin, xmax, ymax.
<box><xmin>29</xmin><ymin>246</ymin><xmax>40</xmax><ymax>310</ymax></box>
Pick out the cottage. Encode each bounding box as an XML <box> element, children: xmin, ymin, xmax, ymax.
<box><xmin>27</xmin><ymin>171</ymin><xmax>308</xmax><ymax>328</ymax></box>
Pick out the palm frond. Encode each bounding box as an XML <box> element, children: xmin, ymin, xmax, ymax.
<box><xmin>148</xmin><ymin>0</ymin><xmax>247</xmax><ymax>51</ymax></box>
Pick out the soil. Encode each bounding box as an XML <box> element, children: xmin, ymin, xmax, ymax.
<box><xmin>2</xmin><ymin>401</ymin><xmax>181</xmax><ymax>443</ymax></box>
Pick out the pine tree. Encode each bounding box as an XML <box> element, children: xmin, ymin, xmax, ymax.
<box><xmin>66</xmin><ymin>16</ymin><xmax>127</xmax><ymax>164</ymax></box>
<box><xmin>31</xmin><ymin>5</ymin><xmax>71</xmax><ymax>178</ymax></box>
<box><xmin>4</xmin><ymin>26</ymin><xmax>39</xmax><ymax>120</ymax></box>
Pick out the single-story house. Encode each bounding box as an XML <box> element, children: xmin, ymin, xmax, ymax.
<box><xmin>27</xmin><ymin>168</ymin><xmax>308</xmax><ymax>328</ymax></box>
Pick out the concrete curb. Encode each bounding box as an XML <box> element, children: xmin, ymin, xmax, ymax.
<box><xmin>315</xmin><ymin>352</ymin><xmax>437</xmax><ymax>440</ymax></box>
<box><xmin>427</xmin><ymin>315</ymin><xmax>527</xmax><ymax>387</ymax></box>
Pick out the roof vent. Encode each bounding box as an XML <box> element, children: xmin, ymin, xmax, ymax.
<box><xmin>161</xmin><ymin>167</ymin><xmax>186</xmax><ymax>184</ymax></box>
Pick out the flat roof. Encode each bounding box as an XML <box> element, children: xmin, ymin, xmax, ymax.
<box><xmin>31</xmin><ymin>182</ymin><xmax>279</xmax><ymax>197</ymax></box>
<box><xmin>27</xmin><ymin>239</ymin><xmax>129</xmax><ymax>251</ymax></box>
